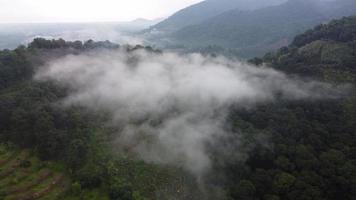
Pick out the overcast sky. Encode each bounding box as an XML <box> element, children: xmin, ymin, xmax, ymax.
<box><xmin>0</xmin><ymin>0</ymin><xmax>203</xmax><ymax>23</ymax></box>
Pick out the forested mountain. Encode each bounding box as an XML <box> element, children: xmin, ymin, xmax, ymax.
<box><xmin>226</xmin><ymin>15</ymin><xmax>356</xmax><ymax>200</ymax></box>
<box><xmin>259</xmin><ymin>15</ymin><xmax>356</xmax><ymax>79</ymax></box>
<box><xmin>150</xmin><ymin>0</ymin><xmax>286</xmax><ymax>32</ymax></box>
<box><xmin>0</xmin><ymin>15</ymin><xmax>356</xmax><ymax>200</ymax></box>
<box><xmin>161</xmin><ymin>0</ymin><xmax>356</xmax><ymax>58</ymax></box>
<box><xmin>0</xmin><ymin>40</ymin><xmax>176</xmax><ymax>200</ymax></box>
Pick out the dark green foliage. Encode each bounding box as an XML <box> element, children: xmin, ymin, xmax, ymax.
<box><xmin>223</xmin><ymin>98</ymin><xmax>356</xmax><ymax>200</ymax></box>
<box><xmin>1</xmin><ymin>21</ymin><xmax>356</xmax><ymax>200</ymax></box>
<box><xmin>248</xmin><ymin>57</ymin><xmax>264</xmax><ymax>66</ymax></box>
<box><xmin>19</xmin><ymin>160</ymin><xmax>32</xmax><ymax>168</ymax></box>
<box><xmin>77</xmin><ymin>163</ymin><xmax>105</xmax><ymax>188</ymax></box>
<box><xmin>231</xmin><ymin>180</ymin><xmax>256</xmax><ymax>200</ymax></box>
<box><xmin>292</xmin><ymin>16</ymin><xmax>356</xmax><ymax>47</ymax></box>
<box><xmin>28</xmin><ymin>38</ymin><xmax>119</xmax><ymax>50</ymax></box>
<box><xmin>29</xmin><ymin>38</ymin><xmax>69</xmax><ymax>49</ymax></box>
<box><xmin>0</xmin><ymin>39</ymin><xmax>108</xmax><ymax>193</ymax></box>
<box><xmin>0</xmin><ymin>47</ymin><xmax>33</xmax><ymax>89</ymax></box>
<box><xmin>221</xmin><ymin>15</ymin><xmax>356</xmax><ymax>200</ymax></box>
<box><xmin>83</xmin><ymin>39</ymin><xmax>120</xmax><ymax>49</ymax></box>
<box><xmin>261</xmin><ymin>16</ymin><xmax>356</xmax><ymax>79</ymax></box>
<box><xmin>109</xmin><ymin>178</ymin><xmax>134</xmax><ymax>200</ymax></box>
<box><xmin>70</xmin><ymin>182</ymin><xmax>82</xmax><ymax>195</ymax></box>
<box><xmin>0</xmin><ymin>38</ymin><xmax>169</xmax><ymax>200</ymax></box>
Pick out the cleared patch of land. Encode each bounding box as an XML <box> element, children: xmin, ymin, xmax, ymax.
<box><xmin>0</xmin><ymin>144</ymin><xmax>70</xmax><ymax>200</ymax></box>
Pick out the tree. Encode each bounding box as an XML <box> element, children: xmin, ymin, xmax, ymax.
<box><xmin>231</xmin><ymin>180</ymin><xmax>256</xmax><ymax>200</ymax></box>
<box><xmin>66</xmin><ymin>139</ymin><xmax>88</xmax><ymax>170</ymax></box>
<box><xmin>273</xmin><ymin>172</ymin><xmax>296</xmax><ymax>193</ymax></box>
<box><xmin>109</xmin><ymin>178</ymin><xmax>134</xmax><ymax>200</ymax></box>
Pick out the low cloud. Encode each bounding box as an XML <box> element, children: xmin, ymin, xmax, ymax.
<box><xmin>36</xmin><ymin>49</ymin><xmax>347</xmax><ymax>176</ymax></box>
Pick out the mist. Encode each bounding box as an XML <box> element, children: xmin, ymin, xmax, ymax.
<box><xmin>36</xmin><ymin>49</ymin><xmax>347</xmax><ymax>176</ymax></box>
<box><xmin>0</xmin><ymin>22</ymin><xmax>154</xmax><ymax>49</ymax></box>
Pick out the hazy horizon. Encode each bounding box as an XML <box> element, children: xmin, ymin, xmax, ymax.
<box><xmin>0</xmin><ymin>0</ymin><xmax>203</xmax><ymax>23</ymax></box>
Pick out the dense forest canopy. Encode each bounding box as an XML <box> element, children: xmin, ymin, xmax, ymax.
<box><xmin>0</xmin><ymin>15</ymin><xmax>356</xmax><ymax>200</ymax></box>
<box><xmin>258</xmin><ymin>16</ymin><xmax>356</xmax><ymax>80</ymax></box>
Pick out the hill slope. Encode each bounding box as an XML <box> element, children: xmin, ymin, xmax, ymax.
<box><xmin>169</xmin><ymin>0</ymin><xmax>356</xmax><ymax>58</ymax></box>
<box><xmin>151</xmin><ymin>0</ymin><xmax>286</xmax><ymax>32</ymax></box>
<box><xmin>1</xmin><ymin>15</ymin><xmax>356</xmax><ymax>200</ymax></box>
<box><xmin>0</xmin><ymin>40</ymin><xmax>208</xmax><ymax>200</ymax></box>
<box><xmin>226</xmin><ymin>15</ymin><xmax>356</xmax><ymax>200</ymax></box>
<box><xmin>0</xmin><ymin>145</ymin><xmax>71</xmax><ymax>200</ymax></box>
<box><xmin>259</xmin><ymin>15</ymin><xmax>356</xmax><ymax>80</ymax></box>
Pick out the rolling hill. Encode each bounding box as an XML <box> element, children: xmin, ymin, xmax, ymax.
<box><xmin>153</xmin><ymin>0</ymin><xmax>356</xmax><ymax>58</ymax></box>
<box><xmin>259</xmin><ymin>15</ymin><xmax>356</xmax><ymax>81</ymax></box>
<box><xmin>1</xmin><ymin>14</ymin><xmax>356</xmax><ymax>200</ymax></box>
<box><xmin>228</xmin><ymin>15</ymin><xmax>356</xmax><ymax>200</ymax></box>
<box><xmin>150</xmin><ymin>0</ymin><xmax>286</xmax><ymax>32</ymax></box>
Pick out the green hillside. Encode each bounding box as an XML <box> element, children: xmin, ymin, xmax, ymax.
<box><xmin>0</xmin><ymin>40</ymin><xmax>205</xmax><ymax>200</ymax></box>
<box><xmin>0</xmin><ymin>15</ymin><xmax>356</xmax><ymax>200</ymax></box>
<box><xmin>259</xmin><ymin>15</ymin><xmax>356</xmax><ymax>81</ymax></box>
<box><xmin>169</xmin><ymin>0</ymin><xmax>356</xmax><ymax>58</ymax></box>
<box><xmin>151</xmin><ymin>0</ymin><xmax>286</xmax><ymax>32</ymax></box>
<box><xmin>222</xmin><ymin>15</ymin><xmax>356</xmax><ymax>200</ymax></box>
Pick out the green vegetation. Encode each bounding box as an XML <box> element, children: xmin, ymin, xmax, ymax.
<box><xmin>224</xmin><ymin>15</ymin><xmax>356</xmax><ymax>200</ymax></box>
<box><xmin>1</xmin><ymin>14</ymin><xmax>356</xmax><ymax>200</ymax></box>
<box><xmin>259</xmin><ymin>15</ymin><xmax>356</xmax><ymax>81</ymax></box>
<box><xmin>0</xmin><ymin>39</ymin><xmax>200</xmax><ymax>199</ymax></box>
<box><xmin>0</xmin><ymin>143</ymin><xmax>70</xmax><ymax>200</ymax></box>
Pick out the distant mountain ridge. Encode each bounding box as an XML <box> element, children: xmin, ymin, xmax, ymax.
<box><xmin>148</xmin><ymin>0</ymin><xmax>356</xmax><ymax>58</ymax></box>
<box><xmin>151</xmin><ymin>0</ymin><xmax>287</xmax><ymax>32</ymax></box>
